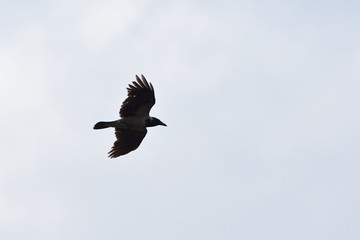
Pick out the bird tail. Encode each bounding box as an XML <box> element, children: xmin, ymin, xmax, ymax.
<box><xmin>93</xmin><ymin>121</ymin><xmax>117</xmax><ymax>129</ymax></box>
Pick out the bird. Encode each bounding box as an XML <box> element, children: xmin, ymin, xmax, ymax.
<box><xmin>93</xmin><ymin>75</ymin><xmax>166</xmax><ymax>158</ymax></box>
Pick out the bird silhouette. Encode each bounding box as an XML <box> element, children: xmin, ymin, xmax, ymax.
<box><xmin>94</xmin><ymin>75</ymin><xmax>166</xmax><ymax>158</ymax></box>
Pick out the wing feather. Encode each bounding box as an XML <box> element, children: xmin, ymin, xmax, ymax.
<box><xmin>132</xmin><ymin>81</ymin><xmax>142</xmax><ymax>89</ymax></box>
<box><xmin>108</xmin><ymin>128</ymin><xmax>147</xmax><ymax>158</ymax></box>
<box><xmin>137</xmin><ymin>77</ymin><xmax>147</xmax><ymax>88</ymax></box>
<box><xmin>119</xmin><ymin>75</ymin><xmax>155</xmax><ymax>118</ymax></box>
<box><xmin>141</xmin><ymin>75</ymin><xmax>149</xmax><ymax>88</ymax></box>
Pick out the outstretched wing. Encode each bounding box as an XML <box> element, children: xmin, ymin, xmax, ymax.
<box><xmin>119</xmin><ymin>75</ymin><xmax>155</xmax><ymax>118</ymax></box>
<box><xmin>108</xmin><ymin>128</ymin><xmax>147</xmax><ymax>158</ymax></box>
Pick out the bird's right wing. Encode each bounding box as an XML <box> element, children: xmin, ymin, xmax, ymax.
<box><xmin>108</xmin><ymin>128</ymin><xmax>147</xmax><ymax>158</ymax></box>
<box><xmin>119</xmin><ymin>75</ymin><xmax>155</xmax><ymax>118</ymax></box>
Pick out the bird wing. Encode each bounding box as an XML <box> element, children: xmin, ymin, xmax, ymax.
<box><xmin>119</xmin><ymin>75</ymin><xmax>155</xmax><ymax>118</ymax></box>
<box><xmin>108</xmin><ymin>128</ymin><xmax>147</xmax><ymax>158</ymax></box>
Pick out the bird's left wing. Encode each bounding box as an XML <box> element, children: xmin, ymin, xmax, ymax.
<box><xmin>119</xmin><ymin>75</ymin><xmax>155</xmax><ymax>118</ymax></box>
<box><xmin>108</xmin><ymin>128</ymin><xmax>147</xmax><ymax>158</ymax></box>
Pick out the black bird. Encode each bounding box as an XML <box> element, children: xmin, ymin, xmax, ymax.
<box><xmin>94</xmin><ymin>75</ymin><xmax>166</xmax><ymax>158</ymax></box>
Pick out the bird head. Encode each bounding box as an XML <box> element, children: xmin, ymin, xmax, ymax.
<box><xmin>146</xmin><ymin>117</ymin><xmax>167</xmax><ymax>127</ymax></box>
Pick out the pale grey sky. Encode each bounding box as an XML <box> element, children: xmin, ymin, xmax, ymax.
<box><xmin>1</xmin><ymin>0</ymin><xmax>360</xmax><ymax>239</ymax></box>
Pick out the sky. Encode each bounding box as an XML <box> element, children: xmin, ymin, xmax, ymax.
<box><xmin>1</xmin><ymin>0</ymin><xmax>360</xmax><ymax>239</ymax></box>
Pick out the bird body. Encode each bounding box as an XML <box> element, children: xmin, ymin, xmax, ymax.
<box><xmin>94</xmin><ymin>117</ymin><xmax>146</xmax><ymax>130</ymax></box>
<box><xmin>94</xmin><ymin>75</ymin><xmax>166</xmax><ymax>158</ymax></box>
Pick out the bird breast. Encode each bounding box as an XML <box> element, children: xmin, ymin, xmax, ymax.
<box><xmin>116</xmin><ymin>116</ymin><xmax>147</xmax><ymax>131</ymax></box>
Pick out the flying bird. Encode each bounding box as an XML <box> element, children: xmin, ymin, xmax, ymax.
<box><xmin>93</xmin><ymin>75</ymin><xmax>166</xmax><ymax>158</ymax></box>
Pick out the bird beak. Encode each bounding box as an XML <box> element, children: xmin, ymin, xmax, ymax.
<box><xmin>160</xmin><ymin>121</ymin><xmax>167</xmax><ymax>127</ymax></box>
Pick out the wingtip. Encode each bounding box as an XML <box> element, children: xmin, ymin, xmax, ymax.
<box><xmin>133</xmin><ymin>74</ymin><xmax>152</xmax><ymax>90</ymax></box>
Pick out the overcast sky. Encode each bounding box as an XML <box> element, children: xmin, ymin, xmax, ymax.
<box><xmin>1</xmin><ymin>0</ymin><xmax>360</xmax><ymax>239</ymax></box>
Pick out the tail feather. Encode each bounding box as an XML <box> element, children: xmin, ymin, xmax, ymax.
<box><xmin>93</xmin><ymin>121</ymin><xmax>115</xmax><ymax>129</ymax></box>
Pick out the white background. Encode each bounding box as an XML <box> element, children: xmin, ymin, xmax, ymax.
<box><xmin>1</xmin><ymin>0</ymin><xmax>359</xmax><ymax>239</ymax></box>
